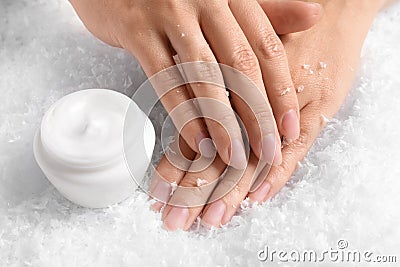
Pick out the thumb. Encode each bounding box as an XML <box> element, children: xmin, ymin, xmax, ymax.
<box><xmin>259</xmin><ymin>0</ymin><xmax>323</xmax><ymax>35</ymax></box>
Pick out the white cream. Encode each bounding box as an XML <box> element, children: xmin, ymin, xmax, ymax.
<box><xmin>33</xmin><ymin>89</ymin><xmax>155</xmax><ymax>208</ymax></box>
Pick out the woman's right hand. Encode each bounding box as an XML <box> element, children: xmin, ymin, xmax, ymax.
<box><xmin>70</xmin><ymin>0</ymin><xmax>322</xmax><ymax>169</ymax></box>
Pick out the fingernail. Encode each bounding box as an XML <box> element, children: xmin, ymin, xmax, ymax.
<box><xmin>201</xmin><ymin>200</ymin><xmax>226</xmax><ymax>227</ymax></box>
<box><xmin>195</xmin><ymin>132</ymin><xmax>206</xmax><ymax>150</ymax></box>
<box><xmin>151</xmin><ymin>201</ymin><xmax>164</xmax><ymax>212</ymax></box>
<box><xmin>282</xmin><ymin>110</ymin><xmax>300</xmax><ymax>140</ymax></box>
<box><xmin>308</xmin><ymin>2</ymin><xmax>321</xmax><ymax>8</ymax></box>
<box><xmin>230</xmin><ymin>138</ymin><xmax>247</xmax><ymax>170</ymax></box>
<box><xmin>261</xmin><ymin>134</ymin><xmax>276</xmax><ymax>164</ymax></box>
<box><xmin>199</xmin><ymin>138</ymin><xmax>216</xmax><ymax>158</ymax></box>
<box><xmin>152</xmin><ymin>179</ymin><xmax>171</xmax><ymax>204</ymax></box>
<box><xmin>164</xmin><ymin>207</ymin><xmax>189</xmax><ymax>231</ymax></box>
<box><xmin>250</xmin><ymin>181</ymin><xmax>271</xmax><ymax>204</ymax></box>
<box><xmin>308</xmin><ymin>2</ymin><xmax>323</xmax><ymax>16</ymax></box>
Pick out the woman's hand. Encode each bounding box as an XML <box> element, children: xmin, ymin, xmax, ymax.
<box><xmin>249</xmin><ymin>0</ymin><xmax>386</xmax><ymax>203</ymax></box>
<box><xmin>151</xmin><ymin>0</ymin><xmax>387</xmax><ymax>230</ymax></box>
<box><xmin>70</xmin><ymin>0</ymin><xmax>322</xmax><ymax>169</ymax></box>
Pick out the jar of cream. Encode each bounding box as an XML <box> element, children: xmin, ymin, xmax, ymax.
<box><xmin>33</xmin><ymin>89</ymin><xmax>155</xmax><ymax>208</ymax></box>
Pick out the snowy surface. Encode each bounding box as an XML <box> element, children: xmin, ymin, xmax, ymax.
<box><xmin>1</xmin><ymin>1</ymin><xmax>400</xmax><ymax>266</ymax></box>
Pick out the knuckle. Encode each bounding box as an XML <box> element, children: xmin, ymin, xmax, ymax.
<box><xmin>242</xmin><ymin>103</ymin><xmax>274</xmax><ymax>131</ymax></box>
<box><xmin>213</xmin><ymin>110</ymin><xmax>237</xmax><ymax>129</ymax></box>
<box><xmin>291</xmin><ymin>133</ymin><xmax>309</xmax><ymax>152</ymax></box>
<box><xmin>152</xmin><ymin>67</ymin><xmax>184</xmax><ymax>94</ymax></box>
<box><xmin>257</xmin><ymin>30</ymin><xmax>285</xmax><ymax>60</ymax></box>
<box><xmin>254</xmin><ymin>109</ymin><xmax>273</xmax><ymax>124</ymax></box>
<box><xmin>252</xmin><ymin>110</ymin><xmax>274</xmax><ymax>133</ymax></box>
<box><xmin>171</xmin><ymin>105</ymin><xmax>201</xmax><ymax>129</ymax></box>
<box><xmin>230</xmin><ymin>44</ymin><xmax>259</xmax><ymax>74</ymax></box>
<box><xmin>184</xmin><ymin>63</ymin><xmax>223</xmax><ymax>86</ymax></box>
<box><xmin>195</xmin><ymin>83</ymin><xmax>226</xmax><ymax>99</ymax></box>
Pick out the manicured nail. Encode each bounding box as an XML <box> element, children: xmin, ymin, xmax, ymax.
<box><xmin>229</xmin><ymin>138</ymin><xmax>247</xmax><ymax>170</ymax></box>
<box><xmin>308</xmin><ymin>2</ymin><xmax>323</xmax><ymax>17</ymax></box>
<box><xmin>151</xmin><ymin>201</ymin><xmax>164</xmax><ymax>212</ymax></box>
<box><xmin>282</xmin><ymin>109</ymin><xmax>300</xmax><ymax>140</ymax></box>
<box><xmin>199</xmin><ymin>138</ymin><xmax>216</xmax><ymax>158</ymax></box>
<box><xmin>309</xmin><ymin>2</ymin><xmax>321</xmax><ymax>7</ymax></box>
<box><xmin>151</xmin><ymin>179</ymin><xmax>171</xmax><ymax>204</ymax></box>
<box><xmin>164</xmin><ymin>207</ymin><xmax>189</xmax><ymax>231</ymax></box>
<box><xmin>201</xmin><ymin>200</ymin><xmax>226</xmax><ymax>227</ymax></box>
<box><xmin>250</xmin><ymin>181</ymin><xmax>271</xmax><ymax>203</ymax></box>
<box><xmin>261</xmin><ymin>134</ymin><xmax>275</xmax><ymax>164</ymax></box>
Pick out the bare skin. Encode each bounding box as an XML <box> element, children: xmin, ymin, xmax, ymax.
<box><xmin>151</xmin><ymin>0</ymin><xmax>395</xmax><ymax>230</ymax></box>
<box><xmin>70</xmin><ymin>0</ymin><xmax>323</xmax><ymax>170</ymax></box>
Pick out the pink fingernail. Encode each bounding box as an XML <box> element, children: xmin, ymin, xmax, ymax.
<box><xmin>164</xmin><ymin>207</ymin><xmax>189</xmax><ymax>231</ymax></box>
<box><xmin>229</xmin><ymin>138</ymin><xmax>247</xmax><ymax>170</ymax></box>
<box><xmin>195</xmin><ymin>132</ymin><xmax>215</xmax><ymax>158</ymax></box>
<box><xmin>201</xmin><ymin>200</ymin><xmax>226</xmax><ymax>227</ymax></box>
<box><xmin>151</xmin><ymin>179</ymin><xmax>171</xmax><ymax>204</ymax></box>
<box><xmin>151</xmin><ymin>201</ymin><xmax>164</xmax><ymax>212</ymax></box>
<box><xmin>198</xmin><ymin>138</ymin><xmax>216</xmax><ymax>158</ymax></box>
<box><xmin>261</xmin><ymin>134</ymin><xmax>276</xmax><ymax>164</ymax></box>
<box><xmin>250</xmin><ymin>181</ymin><xmax>271</xmax><ymax>203</ymax></box>
<box><xmin>309</xmin><ymin>2</ymin><xmax>322</xmax><ymax>11</ymax></box>
<box><xmin>282</xmin><ymin>110</ymin><xmax>300</xmax><ymax>140</ymax></box>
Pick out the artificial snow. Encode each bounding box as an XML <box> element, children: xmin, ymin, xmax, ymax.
<box><xmin>1</xmin><ymin>1</ymin><xmax>400</xmax><ymax>266</ymax></box>
<box><xmin>280</xmin><ymin>87</ymin><xmax>291</xmax><ymax>96</ymax></box>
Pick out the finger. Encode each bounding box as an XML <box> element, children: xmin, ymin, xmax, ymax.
<box><xmin>230</xmin><ymin>0</ymin><xmax>300</xmax><ymax>142</ymax></box>
<box><xmin>165</xmin><ymin>17</ymin><xmax>247</xmax><ymax>170</ymax></box>
<box><xmin>149</xmin><ymin>136</ymin><xmax>196</xmax><ymax>211</ymax></box>
<box><xmin>248</xmin><ymin>102</ymin><xmax>327</xmax><ymax>203</ymax></box>
<box><xmin>259</xmin><ymin>0</ymin><xmax>323</xmax><ymax>35</ymax></box>
<box><xmin>125</xmin><ymin>34</ymin><xmax>212</xmax><ymax>157</ymax></box>
<box><xmin>162</xmin><ymin>154</ymin><xmax>226</xmax><ymax>231</ymax></box>
<box><xmin>200</xmin><ymin>3</ymin><xmax>282</xmax><ymax>166</ymax></box>
<box><xmin>201</xmin><ymin>153</ymin><xmax>268</xmax><ymax>227</ymax></box>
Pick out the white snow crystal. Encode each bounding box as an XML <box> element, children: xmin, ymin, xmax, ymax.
<box><xmin>321</xmin><ymin>114</ymin><xmax>331</xmax><ymax>124</ymax></box>
<box><xmin>297</xmin><ymin>85</ymin><xmax>305</xmax><ymax>93</ymax></box>
<box><xmin>280</xmin><ymin>87</ymin><xmax>291</xmax><ymax>96</ymax></box>
<box><xmin>170</xmin><ymin>181</ymin><xmax>178</xmax><ymax>196</ymax></box>
<box><xmin>196</xmin><ymin>178</ymin><xmax>208</xmax><ymax>187</ymax></box>
<box><xmin>240</xmin><ymin>197</ymin><xmax>251</xmax><ymax>210</ymax></box>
